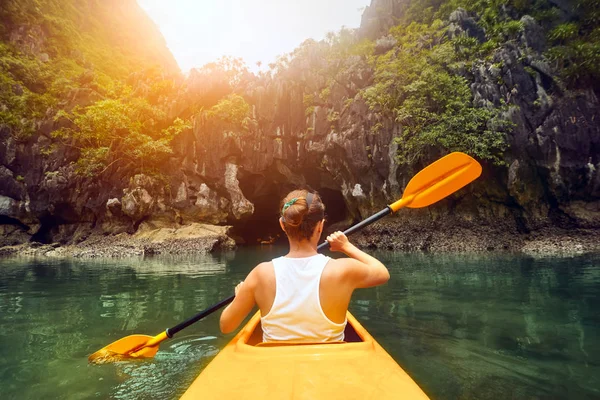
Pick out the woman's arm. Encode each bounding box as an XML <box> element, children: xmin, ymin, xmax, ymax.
<box><xmin>326</xmin><ymin>231</ymin><xmax>390</xmax><ymax>288</ymax></box>
<box><xmin>219</xmin><ymin>267</ymin><xmax>259</xmax><ymax>334</ymax></box>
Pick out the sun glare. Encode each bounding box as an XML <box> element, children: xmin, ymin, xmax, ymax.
<box><xmin>137</xmin><ymin>0</ymin><xmax>371</xmax><ymax>72</ymax></box>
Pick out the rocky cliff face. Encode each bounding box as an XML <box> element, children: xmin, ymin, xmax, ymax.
<box><xmin>0</xmin><ymin>0</ymin><xmax>598</xmax><ymax>254</ymax></box>
<box><xmin>164</xmin><ymin>4</ymin><xmax>599</xmax><ymax>248</ymax></box>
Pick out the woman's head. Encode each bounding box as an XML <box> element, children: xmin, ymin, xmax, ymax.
<box><xmin>280</xmin><ymin>189</ymin><xmax>325</xmax><ymax>241</ymax></box>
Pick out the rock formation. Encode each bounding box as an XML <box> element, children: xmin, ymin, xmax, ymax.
<box><xmin>0</xmin><ymin>0</ymin><xmax>598</xmax><ymax>255</ymax></box>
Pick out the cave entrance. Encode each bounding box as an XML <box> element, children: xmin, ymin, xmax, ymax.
<box><xmin>235</xmin><ymin>175</ymin><xmax>350</xmax><ymax>246</ymax></box>
<box><xmin>30</xmin><ymin>203</ymin><xmax>80</xmax><ymax>244</ymax></box>
<box><xmin>31</xmin><ymin>215</ymin><xmax>59</xmax><ymax>244</ymax></box>
<box><xmin>234</xmin><ymin>174</ymin><xmax>282</xmax><ymax>245</ymax></box>
<box><xmin>0</xmin><ymin>215</ymin><xmax>28</xmax><ymax>229</ymax></box>
<box><xmin>318</xmin><ymin>187</ymin><xmax>349</xmax><ymax>232</ymax></box>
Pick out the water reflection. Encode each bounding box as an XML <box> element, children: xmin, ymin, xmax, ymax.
<box><xmin>0</xmin><ymin>251</ymin><xmax>598</xmax><ymax>399</ymax></box>
<box><xmin>349</xmin><ymin>252</ymin><xmax>600</xmax><ymax>400</ymax></box>
<box><xmin>125</xmin><ymin>254</ymin><xmax>231</xmax><ymax>277</ymax></box>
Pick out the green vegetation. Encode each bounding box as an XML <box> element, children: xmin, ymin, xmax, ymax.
<box><xmin>545</xmin><ymin>0</ymin><xmax>600</xmax><ymax>88</ymax></box>
<box><xmin>363</xmin><ymin>21</ymin><xmax>512</xmax><ymax>165</ymax></box>
<box><xmin>0</xmin><ymin>0</ymin><xmax>188</xmax><ymax>180</ymax></box>
<box><xmin>0</xmin><ymin>43</ymin><xmax>57</xmax><ymax>141</ymax></box>
<box><xmin>1</xmin><ymin>0</ymin><xmax>597</xmax><ymax>181</ymax></box>
<box><xmin>206</xmin><ymin>93</ymin><xmax>252</xmax><ymax>129</ymax></box>
<box><xmin>429</xmin><ymin>0</ymin><xmax>600</xmax><ymax>88</ymax></box>
<box><xmin>53</xmin><ymin>98</ymin><xmax>190</xmax><ymax>177</ymax></box>
<box><xmin>284</xmin><ymin>0</ymin><xmax>598</xmax><ymax>167</ymax></box>
<box><xmin>0</xmin><ymin>0</ymin><xmax>177</xmax><ymax>78</ymax></box>
<box><xmin>285</xmin><ymin>19</ymin><xmax>512</xmax><ymax>166</ymax></box>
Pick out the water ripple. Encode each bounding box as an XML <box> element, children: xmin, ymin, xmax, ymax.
<box><xmin>111</xmin><ymin>336</ymin><xmax>219</xmax><ymax>400</ymax></box>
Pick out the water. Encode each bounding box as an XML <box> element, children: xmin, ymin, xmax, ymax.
<box><xmin>0</xmin><ymin>249</ymin><xmax>599</xmax><ymax>400</ymax></box>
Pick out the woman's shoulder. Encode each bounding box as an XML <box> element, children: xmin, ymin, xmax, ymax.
<box><xmin>243</xmin><ymin>261</ymin><xmax>274</xmax><ymax>289</ymax></box>
<box><xmin>256</xmin><ymin>260</ymin><xmax>274</xmax><ymax>270</ymax></box>
<box><xmin>325</xmin><ymin>257</ymin><xmax>356</xmax><ymax>268</ymax></box>
<box><xmin>324</xmin><ymin>257</ymin><xmax>367</xmax><ymax>279</ymax></box>
<box><xmin>251</xmin><ymin>261</ymin><xmax>275</xmax><ymax>277</ymax></box>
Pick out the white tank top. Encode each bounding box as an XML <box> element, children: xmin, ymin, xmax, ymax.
<box><xmin>261</xmin><ymin>254</ymin><xmax>347</xmax><ymax>342</ymax></box>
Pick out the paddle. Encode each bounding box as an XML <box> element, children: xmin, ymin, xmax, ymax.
<box><xmin>88</xmin><ymin>151</ymin><xmax>481</xmax><ymax>364</ymax></box>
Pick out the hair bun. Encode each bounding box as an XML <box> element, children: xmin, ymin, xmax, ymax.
<box><xmin>280</xmin><ymin>190</ymin><xmax>325</xmax><ymax>240</ymax></box>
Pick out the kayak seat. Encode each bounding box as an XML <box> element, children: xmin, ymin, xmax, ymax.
<box><xmin>246</xmin><ymin>316</ymin><xmax>364</xmax><ymax>346</ymax></box>
<box><xmin>248</xmin><ymin>320</ymin><xmax>363</xmax><ymax>346</ymax></box>
<box><xmin>255</xmin><ymin>341</ymin><xmax>346</xmax><ymax>347</ymax></box>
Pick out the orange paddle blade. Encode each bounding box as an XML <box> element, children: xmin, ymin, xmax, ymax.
<box><xmin>88</xmin><ymin>332</ymin><xmax>168</xmax><ymax>364</ymax></box>
<box><xmin>389</xmin><ymin>152</ymin><xmax>482</xmax><ymax>212</ymax></box>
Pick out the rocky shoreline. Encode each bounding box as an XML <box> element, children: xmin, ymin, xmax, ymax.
<box><xmin>352</xmin><ymin>219</ymin><xmax>600</xmax><ymax>257</ymax></box>
<box><xmin>0</xmin><ymin>222</ymin><xmax>236</xmax><ymax>258</ymax></box>
<box><xmin>0</xmin><ymin>221</ymin><xmax>597</xmax><ymax>259</ymax></box>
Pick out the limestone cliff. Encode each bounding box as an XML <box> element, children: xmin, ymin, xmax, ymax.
<box><xmin>0</xmin><ymin>0</ymin><xmax>598</xmax><ymax>254</ymax></box>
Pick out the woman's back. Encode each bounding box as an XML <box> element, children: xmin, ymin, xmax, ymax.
<box><xmin>259</xmin><ymin>254</ymin><xmax>346</xmax><ymax>342</ymax></box>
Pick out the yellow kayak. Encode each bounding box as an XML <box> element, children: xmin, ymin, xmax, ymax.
<box><xmin>180</xmin><ymin>312</ymin><xmax>431</xmax><ymax>399</ymax></box>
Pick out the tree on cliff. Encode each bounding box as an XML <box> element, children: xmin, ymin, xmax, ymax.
<box><xmin>53</xmin><ymin>98</ymin><xmax>190</xmax><ymax>177</ymax></box>
<box><xmin>363</xmin><ymin>20</ymin><xmax>513</xmax><ymax>165</ymax></box>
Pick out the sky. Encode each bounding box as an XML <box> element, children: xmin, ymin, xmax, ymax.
<box><xmin>137</xmin><ymin>0</ymin><xmax>372</xmax><ymax>73</ymax></box>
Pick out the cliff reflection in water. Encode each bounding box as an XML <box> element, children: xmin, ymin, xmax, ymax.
<box><xmin>0</xmin><ymin>253</ymin><xmax>241</xmax><ymax>400</ymax></box>
<box><xmin>0</xmin><ymin>250</ymin><xmax>598</xmax><ymax>399</ymax></box>
<box><xmin>349</xmin><ymin>252</ymin><xmax>600</xmax><ymax>400</ymax></box>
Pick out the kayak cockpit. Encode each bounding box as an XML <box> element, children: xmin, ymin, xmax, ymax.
<box><xmin>244</xmin><ymin>319</ymin><xmax>364</xmax><ymax>346</ymax></box>
<box><xmin>235</xmin><ymin>312</ymin><xmax>371</xmax><ymax>354</ymax></box>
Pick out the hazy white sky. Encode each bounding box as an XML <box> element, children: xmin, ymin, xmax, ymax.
<box><xmin>137</xmin><ymin>0</ymin><xmax>371</xmax><ymax>72</ymax></box>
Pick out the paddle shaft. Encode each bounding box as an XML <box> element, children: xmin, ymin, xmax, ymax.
<box><xmin>165</xmin><ymin>205</ymin><xmax>394</xmax><ymax>338</ymax></box>
<box><xmin>318</xmin><ymin>207</ymin><xmax>392</xmax><ymax>249</ymax></box>
<box><xmin>166</xmin><ymin>296</ymin><xmax>234</xmax><ymax>338</ymax></box>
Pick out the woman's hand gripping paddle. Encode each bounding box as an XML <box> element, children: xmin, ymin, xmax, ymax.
<box><xmin>88</xmin><ymin>152</ymin><xmax>481</xmax><ymax>364</ymax></box>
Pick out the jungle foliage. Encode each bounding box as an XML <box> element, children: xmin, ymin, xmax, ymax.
<box><xmin>363</xmin><ymin>21</ymin><xmax>512</xmax><ymax>165</ymax></box>
<box><xmin>0</xmin><ymin>0</ymin><xmax>187</xmax><ymax>177</ymax></box>
<box><xmin>283</xmin><ymin>0</ymin><xmax>598</xmax><ymax>166</ymax></box>
<box><xmin>428</xmin><ymin>0</ymin><xmax>600</xmax><ymax>89</ymax></box>
<box><xmin>1</xmin><ymin>0</ymin><xmax>598</xmax><ymax>177</ymax></box>
<box><xmin>53</xmin><ymin>98</ymin><xmax>190</xmax><ymax>177</ymax></box>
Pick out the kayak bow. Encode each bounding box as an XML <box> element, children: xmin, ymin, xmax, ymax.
<box><xmin>180</xmin><ymin>312</ymin><xmax>430</xmax><ymax>399</ymax></box>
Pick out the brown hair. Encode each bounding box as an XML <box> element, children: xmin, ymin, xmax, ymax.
<box><xmin>280</xmin><ymin>189</ymin><xmax>325</xmax><ymax>240</ymax></box>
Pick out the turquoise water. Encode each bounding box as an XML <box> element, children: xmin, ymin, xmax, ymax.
<box><xmin>0</xmin><ymin>249</ymin><xmax>599</xmax><ymax>399</ymax></box>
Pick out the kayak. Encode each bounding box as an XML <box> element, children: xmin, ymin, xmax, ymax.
<box><xmin>180</xmin><ymin>311</ymin><xmax>431</xmax><ymax>399</ymax></box>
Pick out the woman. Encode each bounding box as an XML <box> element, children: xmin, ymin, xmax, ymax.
<box><xmin>220</xmin><ymin>189</ymin><xmax>390</xmax><ymax>342</ymax></box>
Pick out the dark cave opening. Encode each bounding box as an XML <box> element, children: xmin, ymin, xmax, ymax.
<box><xmin>30</xmin><ymin>203</ymin><xmax>80</xmax><ymax>244</ymax></box>
<box><xmin>317</xmin><ymin>187</ymin><xmax>349</xmax><ymax>233</ymax></box>
<box><xmin>234</xmin><ymin>175</ymin><xmax>350</xmax><ymax>246</ymax></box>
<box><xmin>30</xmin><ymin>215</ymin><xmax>59</xmax><ymax>244</ymax></box>
<box><xmin>234</xmin><ymin>174</ymin><xmax>284</xmax><ymax>245</ymax></box>
<box><xmin>0</xmin><ymin>215</ymin><xmax>29</xmax><ymax>230</ymax></box>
